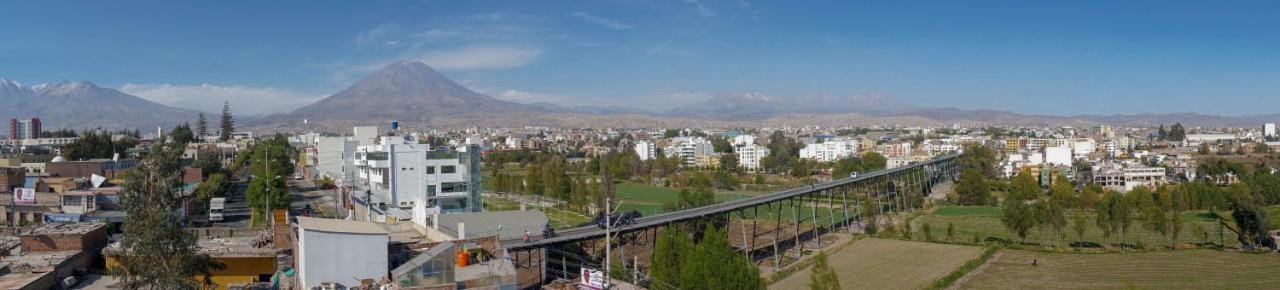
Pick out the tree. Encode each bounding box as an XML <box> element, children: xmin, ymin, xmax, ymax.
<box><xmin>809</xmin><ymin>251</ymin><xmax>840</xmax><ymax>290</ymax></box>
<box><xmin>1198</xmin><ymin>143</ymin><xmax>1211</xmax><ymax>155</ymax></box>
<box><xmin>959</xmin><ymin>144</ymin><xmax>998</xmax><ymax>178</ymax></box>
<box><xmin>110</xmin><ymin>142</ymin><xmax>224</xmax><ymax>289</ymax></box>
<box><xmin>719</xmin><ymin>154</ymin><xmax>739</xmax><ymax>172</ymax></box>
<box><xmin>1079</xmin><ymin>184</ymin><xmax>1101</xmax><ymax>210</ymax></box>
<box><xmin>947</xmin><ymin>222</ymin><xmax>956</xmax><ymax>242</ymax></box>
<box><xmin>62</xmin><ymin>130</ymin><xmax>140</xmax><ymax>161</ymax></box>
<box><xmin>1072</xmin><ymin>208</ymin><xmax>1088</xmax><ymax>244</ymax></box>
<box><xmin>195</xmin><ymin>112</ymin><xmax>208</xmax><ymax>137</ymax></box>
<box><xmin>861</xmin><ymin>152</ymin><xmax>887</xmax><ymax>171</ymax></box>
<box><xmin>1157</xmin><ymin>124</ymin><xmax>1168</xmax><ymax>141</ymax></box>
<box><xmin>679</xmin><ymin>224</ymin><xmax>764</xmax><ymax>290</ymax></box>
<box><xmin>650</xmin><ymin>227</ymin><xmax>691</xmax><ymax>290</ymax></box>
<box><xmin>1002</xmin><ymin>172</ymin><xmax>1038</xmax><ymax>243</ymax></box>
<box><xmin>1230</xmin><ymin>201</ymin><xmax>1276</xmax><ymax>250</ymax></box>
<box><xmin>219</xmin><ymin>101</ymin><xmax>235</xmax><ymax>142</ymax></box>
<box><xmin>1168</xmin><ymin>123</ymin><xmax>1186</xmax><ymax>142</ymax></box>
<box><xmin>1170</xmin><ymin>211</ymin><xmax>1185</xmax><ymax>246</ymax></box>
<box><xmin>169</xmin><ymin>123</ymin><xmax>195</xmax><ymax>145</ymax></box>
<box><xmin>956</xmin><ymin>169</ymin><xmax>990</xmax><ymax>206</ymax></box>
<box><xmin>194</xmin><ymin>173</ymin><xmax>227</xmax><ymax>203</ymax></box>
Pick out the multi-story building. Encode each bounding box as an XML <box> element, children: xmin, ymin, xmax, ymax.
<box><xmin>10</xmin><ymin>118</ymin><xmax>40</xmax><ymax>140</ymax></box>
<box><xmin>1265</xmin><ymin>123</ymin><xmax>1276</xmax><ymax>138</ymax></box>
<box><xmin>1093</xmin><ymin>162</ymin><xmax>1167</xmax><ymax>192</ymax></box>
<box><xmin>663</xmin><ymin>137</ymin><xmax>714</xmax><ymax>166</ymax></box>
<box><xmin>354</xmin><ymin>135</ymin><xmax>482</xmax><ymax>227</ymax></box>
<box><xmin>735</xmin><ymin>144</ymin><xmax>770</xmax><ymax>172</ymax></box>
<box><xmin>879</xmin><ymin>141</ymin><xmax>913</xmax><ymax>158</ymax></box>
<box><xmin>732</xmin><ymin>135</ymin><xmax>757</xmax><ymax>147</ymax></box>
<box><xmin>634</xmin><ymin>141</ymin><xmax>657</xmax><ymax>161</ymax></box>
<box><xmin>316</xmin><ymin>136</ymin><xmax>359</xmax><ymax>182</ymax></box>
<box><xmin>799</xmin><ymin>139</ymin><xmax>859</xmax><ymax>162</ymax></box>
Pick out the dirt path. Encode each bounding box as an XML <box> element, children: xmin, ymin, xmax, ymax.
<box><xmin>946</xmin><ymin>249</ymin><xmax>1005</xmax><ymax>290</ymax></box>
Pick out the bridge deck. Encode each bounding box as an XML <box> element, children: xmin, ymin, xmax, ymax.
<box><xmin>505</xmin><ymin>152</ymin><xmax>960</xmax><ymax>251</ymax></box>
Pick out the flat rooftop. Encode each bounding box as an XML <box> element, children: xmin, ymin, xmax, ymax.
<box><xmin>20</xmin><ymin>222</ymin><xmax>104</xmax><ymax>236</ymax></box>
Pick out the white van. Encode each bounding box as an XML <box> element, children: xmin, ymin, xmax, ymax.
<box><xmin>209</xmin><ymin>197</ymin><xmax>226</xmax><ymax>222</ymax></box>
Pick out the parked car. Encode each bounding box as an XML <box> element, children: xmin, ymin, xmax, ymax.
<box><xmin>592</xmin><ymin>210</ymin><xmax>641</xmax><ymax>229</ymax></box>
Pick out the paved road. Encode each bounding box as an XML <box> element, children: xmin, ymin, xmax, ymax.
<box><xmin>189</xmin><ymin>172</ymin><xmax>252</xmax><ymax>228</ymax></box>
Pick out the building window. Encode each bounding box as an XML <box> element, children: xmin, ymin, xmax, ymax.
<box><xmin>441</xmin><ymin>182</ymin><xmax>467</xmax><ymax>193</ymax></box>
<box><xmin>425</xmin><ymin>166</ymin><xmax>435</xmax><ymax>174</ymax></box>
<box><xmin>427</xmin><ymin>185</ymin><xmax>436</xmax><ymax>195</ymax></box>
<box><xmin>441</xmin><ymin>166</ymin><xmax>456</xmax><ymax>174</ymax></box>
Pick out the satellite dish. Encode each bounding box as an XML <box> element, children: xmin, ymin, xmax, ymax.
<box><xmin>91</xmin><ymin>174</ymin><xmax>106</xmax><ymax>188</ymax></box>
<box><xmin>112</xmin><ymin>153</ymin><xmax>120</xmax><ymax>162</ymax></box>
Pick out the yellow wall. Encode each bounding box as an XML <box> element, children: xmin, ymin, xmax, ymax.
<box><xmin>107</xmin><ymin>255</ymin><xmax>276</xmax><ymax>290</ymax></box>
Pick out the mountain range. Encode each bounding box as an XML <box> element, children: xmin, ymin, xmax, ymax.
<box><xmin>4</xmin><ymin>60</ymin><xmax>1280</xmax><ymax>132</ymax></box>
<box><xmin>0</xmin><ymin>79</ymin><xmax>200</xmax><ymax>130</ymax></box>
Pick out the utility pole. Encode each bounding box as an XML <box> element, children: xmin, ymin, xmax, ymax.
<box><xmin>605</xmin><ymin>196</ymin><xmax>612</xmax><ymax>287</ymax></box>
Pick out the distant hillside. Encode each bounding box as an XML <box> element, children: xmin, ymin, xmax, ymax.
<box><xmin>260</xmin><ymin>61</ymin><xmax>547</xmax><ymax>126</ymax></box>
<box><xmin>665</xmin><ymin>92</ymin><xmax>915</xmax><ymax>119</ymax></box>
<box><xmin>0</xmin><ymin>79</ymin><xmax>201</xmax><ymax>130</ymax></box>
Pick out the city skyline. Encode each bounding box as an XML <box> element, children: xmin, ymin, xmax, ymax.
<box><xmin>3</xmin><ymin>1</ymin><xmax>1280</xmax><ymax>117</ymax></box>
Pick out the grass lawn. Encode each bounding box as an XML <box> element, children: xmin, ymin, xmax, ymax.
<box><xmin>962</xmin><ymin>250</ymin><xmax>1280</xmax><ymax>290</ymax></box>
<box><xmin>934</xmin><ymin>206</ymin><xmax>1002</xmax><ymax>217</ymax></box>
<box><xmin>770</xmin><ymin>238</ymin><xmax>984</xmax><ymax>290</ymax></box>
<box><xmin>1267</xmin><ymin>205</ymin><xmax>1280</xmax><ymax>228</ymax></box>
<box><xmin>613</xmin><ymin>182</ymin><xmax>755</xmax><ymax>215</ymax></box>
<box><xmin>915</xmin><ymin>206</ymin><xmax>1240</xmax><ymax>248</ymax></box>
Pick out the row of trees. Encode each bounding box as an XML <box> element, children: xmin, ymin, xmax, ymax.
<box><xmin>245</xmin><ymin>135</ymin><xmax>294</xmax><ymax>221</ymax></box>
<box><xmin>954</xmin><ymin>143</ymin><xmax>1274</xmax><ymax>249</ymax></box>
<box><xmin>61</xmin><ymin>130</ymin><xmax>140</xmax><ymax>161</ymax></box>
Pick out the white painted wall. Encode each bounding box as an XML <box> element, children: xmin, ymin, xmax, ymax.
<box><xmin>298</xmin><ymin>229</ymin><xmax>389</xmax><ymax>289</ymax></box>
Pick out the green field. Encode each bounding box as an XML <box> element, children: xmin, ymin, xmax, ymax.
<box><xmin>770</xmin><ymin>238</ymin><xmax>984</xmax><ymax>290</ymax></box>
<box><xmin>934</xmin><ymin>206</ymin><xmax>1002</xmax><ymax>217</ymax></box>
<box><xmin>1268</xmin><ymin>205</ymin><xmax>1280</xmax><ymax>228</ymax></box>
<box><xmin>961</xmin><ymin>250</ymin><xmax>1280</xmax><ymax>289</ymax></box>
<box><xmin>613</xmin><ymin>182</ymin><xmax>756</xmax><ymax>215</ymax></box>
<box><xmin>915</xmin><ymin>206</ymin><xmax>1241</xmax><ymax>248</ymax></box>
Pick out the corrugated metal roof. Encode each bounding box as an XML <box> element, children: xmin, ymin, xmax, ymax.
<box><xmin>436</xmin><ymin>210</ymin><xmax>548</xmax><ymax>240</ymax></box>
<box><xmin>297</xmin><ymin>217</ymin><xmax>388</xmax><ymax>235</ymax></box>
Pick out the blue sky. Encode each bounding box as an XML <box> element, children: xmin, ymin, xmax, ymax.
<box><xmin>2</xmin><ymin>1</ymin><xmax>1279</xmax><ymax>116</ymax></box>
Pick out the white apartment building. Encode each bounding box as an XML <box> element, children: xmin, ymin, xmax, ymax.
<box><xmin>1043</xmin><ymin>146</ymin><xmax>1073</xmax><ymax>167</ymax></box>
<box><xmin>799</xmin><ymin>139</ymin><xmax>859</xmax><ymax>162</ymax></box>
<box><xmin>663</xmin><ymin>137</ymin><xmax>714</xmax><ymax>166</ymax></box>
<box><xmin>735</xmin><ymin>144</ymin><xmax>770</xmax><ymax>172</ymax></box>
<box><xmin>732</xmin><ymin>135</ymin><xmax>757</xmax><ymax>147</ymax></box>
<box><xmin>1265</xmin><ymin>123</ymin><xmax>1276</xmax><ymax>138</ymax></box>
<box><xmin>316</xmin><ymin>136</ymin><xmax>359</xmax><ymax>182</ymax></box>
<box><xmin>353</xmin><ymin>126</ymin><xmax>379</xmax><ymax>146</ymax></box>
<box><xmin>635</xmin><ymin>141</ymin><xmax>657</xmax><ymax>161</ymax></box>
<box><xmin>354</xmin><ymin>135</ymin><xmax>483</xmax><ymax>228</ymax></box>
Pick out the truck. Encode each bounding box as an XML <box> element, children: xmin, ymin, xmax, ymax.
<box><xmin>208</xmin><ymin>197</ymin><xmax>226</xmax><ymax>222</ymax></box>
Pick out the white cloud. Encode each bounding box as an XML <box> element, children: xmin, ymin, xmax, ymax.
<box><xmin>120</xmin><ymin>83</ymin><xmax>324</xmax><ymax>116</ymax></box>
<box><xmin>355</xmin><ymin>23</ymin><xmax>406</xmax><ymax>47</ymax></box>
<box><xmin>418</xmin><ymin>46</ymin><xmax>543</xmax><ymax>70</ymax></box>
<box><xmin>491</xmin><ymin>88</ymin><xmax>710</xmax><ymax>111</ymax></box>
<box><xmin>571</xmin><ymin>11</ymin><xmax>635</xmax><ymax>30</ymax></box>
<box><xmin>684</xmin><ymin>0</ymin><xmax>716</xmax><ymax>16</ymax></box>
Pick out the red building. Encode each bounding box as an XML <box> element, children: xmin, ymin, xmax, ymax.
<box><xmin>9</xmin><ymin>117</ymin><xmax>41</xmax><ymax>140</ymax></box>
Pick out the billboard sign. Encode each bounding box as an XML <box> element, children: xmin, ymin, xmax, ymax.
<box><xmin>13</xmin><ymin>188</ymin><xmax>35</xmax><ymax>205</ymax></box>
<box><xmin>580</xmin><ymin>268</ymin><xmax>608</xmax><ymax>290</ymax></box>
